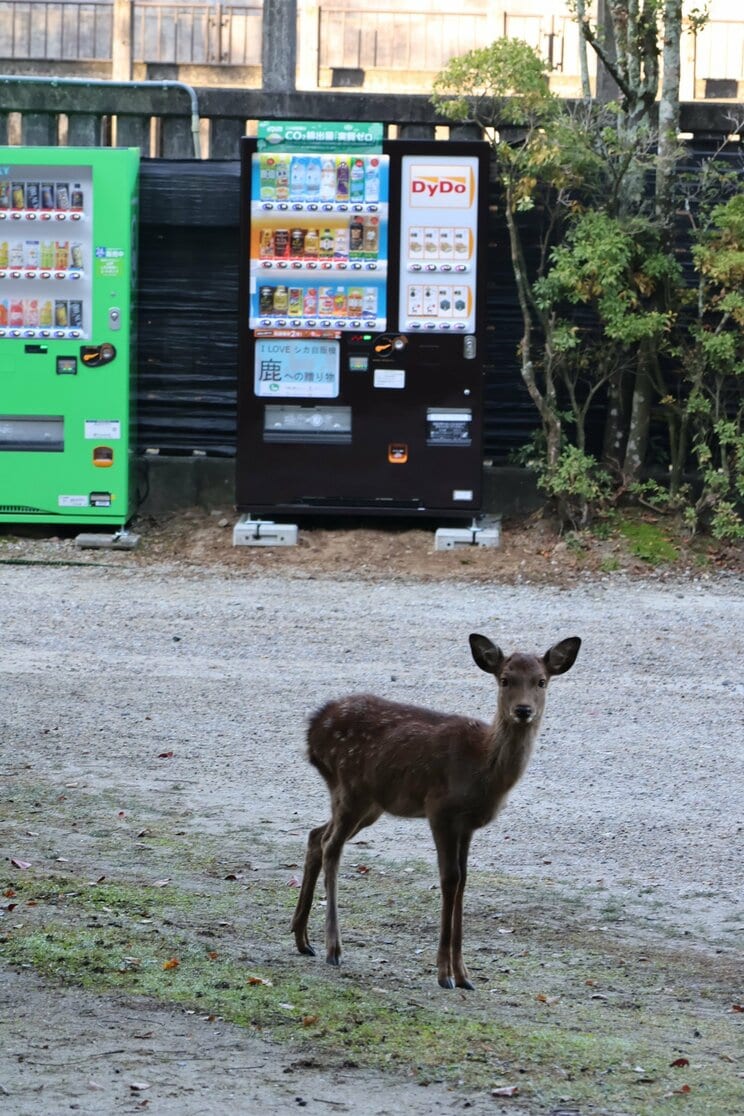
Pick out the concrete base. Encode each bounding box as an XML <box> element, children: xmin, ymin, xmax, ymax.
<box><xmin>232</xmin><ymin>515</ymin><xmax>298</xmax><ymax>547</ymax></box>
<box><xmin>137</xmin><ymin>456</ymin><xmax>543</xmax><ymax>521</ymax></box>
<box><xmin>75</xmin><ymin>530</ymin><xmax>141</xmax><ymax>550</ymax></box>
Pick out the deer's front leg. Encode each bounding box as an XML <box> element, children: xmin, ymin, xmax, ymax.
<box><xmin>451</xmin><ymin>830</ymin><xmax>474</xmax><ymax>990</ymax></box>
<box><xmin>431</xmin><ymin>820</ymin><xmax>461</xmax><ymax>989</ymax></box>
<box><xmin>291</xmin><ymin>823</ymin><xmax>328</xmax><ymax>956</ymax></box>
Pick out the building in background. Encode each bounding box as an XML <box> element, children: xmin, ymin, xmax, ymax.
<box><xmin>0</xmin><ymin>0</ymin><xmax>741</xmax><ymax>101</ymax></box>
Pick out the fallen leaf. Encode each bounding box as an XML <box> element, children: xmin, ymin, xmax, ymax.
<box><xmin>491</xmin><ymin>1085</ymin><xmax>519</xmax><ymax>1097</ymax></box>
<box><xmin>288</xmin><ymin>876</ymin><xmax>301</xmax><ymax>887</ymax></box>
<box><xmin>670</xmin><ymin>1057</ymin><xmax>690</xmax><ymax>1068</ymax></box>
<box><xmin>162</xmin><ymin>958</ymin><xmax>180</xmax><ymax>971</ymax></box>
<box><xmin>157</xmin><ymin>751</ymin><xmax>174</xmax><ymax>759</ymax></box>
<box><xmin>731</xmin><ymin>1003</ymin><xmax>744</xmax><ymax>1013</ymax></box>
<box><xmin>129</xmin><ymin>1081</ymin><xmax>151</xmax><ymax>1092</ymax></box>
<box><xmin>207</xmin><ymin>951</ymin><xmax>219</xmax><ymax>961</ymax></box>
<box><xmin>152</xmin><ymin>879</ymin><xmax>171</xmax><ymax>888</ymax></box>
<box><xmin>302</xmin><ymin>1015</ymin><xmax>320</xmax><ymax>1027</ymax></box>
<box><xmin>247</xmin><ymin>975</ymin><xmax>273</xmax><ymax>987</ymax></box>
<box><xmin>536</xmin><ymin>993</ymin><xmax>560</xmax><ymax>1005</ymax></box>
<box><xmin>10</xmin><ymin>858</ymin><xmax>31</xmax><ymax>870</ymax></box>
<box><xmin>3</xmin><ymin>889</ymin><xmax>15</xmax><ymax>898</ymax></box>
<box><xmin>356</xmin><ymin>865</ymin><xmax>370</xmax><ymax>875</ymax></box>
<box><xmin>224</xmin><ymin>872</ymin><xmax>244</xmax><ymax>881</ymax></box>
<box><xmin>674</xmin><ymin>1085</ymin><xmax>692</xmax><ymax>1095</ymax></box>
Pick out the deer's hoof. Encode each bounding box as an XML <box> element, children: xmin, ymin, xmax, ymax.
<box><xmin>456</xmin><ymin>978</ymin><xmax>475</xmax><ymax>990</ymax></box>
<box><xmin>298</xmin><ymin>944</ymin><xmax>316</xmax><ymax>957</ymax></box>
<box><xmin>438</xmin><ymin>976</ymin><xmax>456</xmax><ymax>989</ymax></box>
<box><xmin>326</xmin><ymin>953</ymin><xmax>341</xmax><ymax>967</ymax></box>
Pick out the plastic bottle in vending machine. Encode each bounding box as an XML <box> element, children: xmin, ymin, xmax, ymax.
<box><xmin>364</xmin><ymin>157</ymin><xmax>380</xmax><ymax>203</ymax></box>
<box><xmin>305</xmin><ymin>157</ymin><xmax>321</xmax><ymax>201</ymax></box>
<box><xmin>290</xmin><ymin>157</ymin><xmax>306</xmax><ymax>201</ymax></box>
<box><xmin>275</xmin><ymin>157</ymin><xmax>290</xmax><ymax>202</ymax></box>
<box><xmin>349</xmin><ymin>216</ymin><xmax>364</xmax><ymax>258</ymax></box>
<box><xmin>349</xmin><ymin>159</ymin><xmax>365</xmax><ymax>203</ymax></box>
<box><xmin>319</xmin><ymin>228</ymin><xmax>334</xmax><ymax>259</ymax></box>
<box><xmin>259</xmin><ymin>155</ymin><xmax>277</xmax><ymax>201</ymax></box>
<box><xmin>363</xmin><ymin>216</ymin><xmax>379</xmax><ymax>259</ymax></box>
<box><xmin>304</xmin><ymin>228</ymin><xmax>319</xmax><ymax>257</ymax></box>
<box><xmin>319</xmin><ymin>157</ymin><xmax>336</xmax><ymax>203</ymax></box>
<box><xmin>335</xmin><ymin>159</ymin><xmax>350</xmax><ymax>202</ymax></box>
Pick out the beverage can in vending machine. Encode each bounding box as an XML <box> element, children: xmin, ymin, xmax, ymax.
<box><xmin>12</xmin><ymin>183</ymin><xmax>25</xmax><ymax>209</ymax></box>
<box><xmin>258</xmin><ymin>228</ymin><xmax>274</xmax><ymax>258</ymax></box>
<box><xmin>259</xmin><ymin>155</ymin><xmax>277</xmax><ymax>200</ymax></box>
<box><xmin>0</xmin><ymin>300</ymin><xmax>8</xmax><ymax>327</ymax></box>
<box><xmin>40</xmin><ymin>241</ymin><xmax>54</xmax><ymax>269</ymax></box>
<box><xmin>288</xmin><ymin>288</ymin><xmax>304</xmax><ymax>316</ymax></box>
<box><xmin>303</xmin><ymin>287</ymin><xmax>318</xmax><ymax>316</ymax></box>
<box><xmin>39</xmin><ymin>299</ymin><xmax>53</xmax><ymax>327</ymax></box>
<box><xmin>69</xmin><ymin>299</ymin><xmax>83</xmax><ymax>328</ymax></box>
<box><xmin>10</xmin><ymin>242</ymin><xmax>24</xmax><ymax>268</ymax></box>
<box><xmin>290</xmin><ymin>228</ymin><xmax>306</xmax><ymax>257</ymax></box>
<box><xmin>273</xmin><ymin>228</ymin><xmax>290</xmax><ymax>258</ymax></box>
<box><xmin>0</xmin><ymin>181</ymin><xmax>10</xmax><ymax>209</ymax></box>
<box><xmin>259</xmin><ymin>286</ymin><xmax>274</xmax><ymax>315</ymax></box>
<box><xmin>303</xmin><ymin>228</ymin><xmax>319</xmax><ymax>257</ymax></box>
<box><xmin>41</xmin><ymin>183</ymin><xmax>55</xmax><ymax>210</ymax></box>
<box><xmin>335</xmin><ymin>158</ymin><xmax>350</xmax><ymax>202</ymax></box>
<box><xmin>0</xmin><ymin>241</ymin><xmax>8</xmax><ymax>267</ymax></box>
<box><xmin>70</xmin><ymin>242</ymin><xmax>84</xmax><ymax>269</ymax></box>
<box><xmin>55</xmin><ymin>242</ymin><xmax>70</xmax><ymax>269</ymax></box>
<box><xmin>273</xmin><ymin>285</ymin><xmax>289</xmax><ymax>314</ymax></box>
<box><xmin>55</xmin><ymin>183</ymin><xmax>70</xmax><ymax>210</ymax></box>
<box><xmin>25</xmin><ymin>183</ymin><xmax>40</xmax><ymax>210</ymax></box>
<box><xmin>70</xmin><ymin>183</ymin><xmax>84</xmax><ymax>210</ymax></box>
<box><xmin>10</xmin><ymin>299</ymin><xmax>24</xmax><ymax>326</ymax></box>
<box><xmin>54</xmin><ymin>300</ymin><xmax>68</xmax><ymax>327</ymax></box>
<box><xmin>349</xmin><ymin>159</ymin><xmax>365</xmax><ymax>203</ymax></box>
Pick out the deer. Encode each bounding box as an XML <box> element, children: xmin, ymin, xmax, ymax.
<box><xmin>291</xmin><ymin>632</ymin><xmax>581</xmax><ymax>989</ymax></box>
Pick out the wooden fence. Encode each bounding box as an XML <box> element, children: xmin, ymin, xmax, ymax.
<box><xmin>0</xmin><ymin>81</ymin><xmax>738</xmax><ymax>158</ymax></box>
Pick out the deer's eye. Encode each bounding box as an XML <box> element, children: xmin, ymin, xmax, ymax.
<box><xmin>500</xmin><ymin>677</ymin><xmax>509</xmax><ymax>687</ymax></box>
<box><xmin>538</xmin><ymin>678</ymin><xmax>547</xmax><ymax>688</ymax></box>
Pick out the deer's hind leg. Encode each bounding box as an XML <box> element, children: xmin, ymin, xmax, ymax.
<box><xmin>322</xmin><ymin>804</ymin><xmax>382</xmax><ymax>967</ymax></box>
<box><xmin>291</xmin><ymin>822</ymin><xmax>329</xmax><ymax>955</ymax></box>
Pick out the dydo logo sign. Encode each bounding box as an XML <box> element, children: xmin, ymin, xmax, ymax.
<box><xmin>407</xmin><ymin>163</ymin><xmax>474</xmax><ymax>208</ymax></box>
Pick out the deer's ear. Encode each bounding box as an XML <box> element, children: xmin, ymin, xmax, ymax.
<box><xmin>544</xmin><ymin>636</ymin><xmax>581</xmax><ymax>675</ymax></box>
<box><xmin>469</xmin><ymin>634</ymin><xmax>505</xmax><ymax>675</ymax></box>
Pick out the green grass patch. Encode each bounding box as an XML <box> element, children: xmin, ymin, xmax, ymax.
<box><xmin>2</xmin><ymin>867</ymin><xmax>742</xmax><ymax>1114</ymax></box>
<box><xmin>617</xmin><ymin>517</ymin><xmax>679</xmax><ymax>564</ymax></box>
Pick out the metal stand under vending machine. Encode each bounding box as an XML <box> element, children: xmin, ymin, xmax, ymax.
<box><xmin>236</xmin><ymin>124</ymin><xmax>490</xmax><ymax>522</ymax></box>
<box><xmin>0</xmin><ymin>147</ymin><xmax>139</xmax><ymax>527</ymax></box>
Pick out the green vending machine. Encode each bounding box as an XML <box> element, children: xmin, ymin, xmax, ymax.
<box><xmin>0</xmin><ymin>147</ymin><xmax>139</xmax><ymax>525</ymax></box>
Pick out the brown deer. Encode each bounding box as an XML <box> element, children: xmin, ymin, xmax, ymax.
<box><xmin>291</xmin><ymin>633</ymin><xmax>581</xmax><ymax>989</ymax></box>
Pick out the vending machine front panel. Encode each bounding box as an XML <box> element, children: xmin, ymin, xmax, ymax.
<box><xmin>0</xmin><ymin>147</ymin><xmax>139</xmax><ymax>525</ymax></box>
<box><xmin>236</xmin><ymin>136</ymin><xmax>489</xmax><ymax>519</ymax></box>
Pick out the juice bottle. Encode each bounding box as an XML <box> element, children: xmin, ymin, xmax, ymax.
<box><xmin>363</xmin><ymin>216</ymin><xmax>379</xmax><ymax>258</ymax></box>
<box><xmin>259</xmin><ymin>155</ymin><xmax>277</xmax><ymax>201</ymax></box>
<box><xmin>304</xmin><ymin>228</ymin><xmax>319</xmax><ymax>257</ymax></box>
<box><xmin>275</xmin><ymin>156</ymin><xmax>290</xmax><ymax>202</ymax></box>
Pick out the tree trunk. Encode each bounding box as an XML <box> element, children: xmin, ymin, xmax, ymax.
<box><xmin>622</xmin><ymin>355</ymin><xmax>653</xmax><ymax>484</ymax></box>
<box><xmin>656</xmin><ymin>0</ymin><xmax>682</xmax><ymax>230</ymax></box>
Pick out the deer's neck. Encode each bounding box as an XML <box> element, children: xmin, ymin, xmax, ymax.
<box><xmin>485</xmin><ymin>715</ymin><xmax>541</xmax><ymax>791</ymax></box>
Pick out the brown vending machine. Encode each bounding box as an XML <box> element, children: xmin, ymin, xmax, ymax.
<box><xmin>236</xmin><ymin>123</ymin><xmax>489</xmax><ymax>519</ymax></box>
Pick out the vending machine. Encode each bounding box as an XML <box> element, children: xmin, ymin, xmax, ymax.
<box><xmin>0</xmin><ymin>147</ymin><xmax>139</xmax><ymax>526</ymax></box>
<box><xmin>236</xmin><ymin>123</ymin><xmax>489</xmax><ymax>518</ymax></box>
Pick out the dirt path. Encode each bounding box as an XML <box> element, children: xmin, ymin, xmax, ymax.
<box><xmin>1</xmin><ymin>539</ymin><xmax>742</xmax><ymax>1114</ymax></box>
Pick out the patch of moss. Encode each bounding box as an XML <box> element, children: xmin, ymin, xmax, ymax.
<box><xmin>618</xmin><ymin>517</ymin><xmax>679</xmax><ymax>564</ymax></box>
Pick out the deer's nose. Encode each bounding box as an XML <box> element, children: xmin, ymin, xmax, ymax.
<box><xmin>514</xmin><ymin>705</ymin><xmax>534</xmax><ymax>722</ymax></box>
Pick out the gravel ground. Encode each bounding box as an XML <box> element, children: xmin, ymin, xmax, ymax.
<box><xmin>1</xmin><ymin>554</ymin><xmax>743</xmax><ymax>1113</ymax></box>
